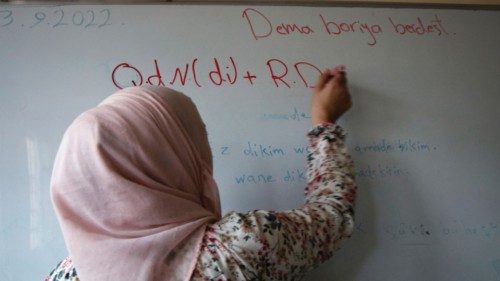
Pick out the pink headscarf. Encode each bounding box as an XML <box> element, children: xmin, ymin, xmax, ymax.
<box><xmin>51</xmin><ymin>86</ymin><xmax>221</xmax><ymax>280</ymax></box>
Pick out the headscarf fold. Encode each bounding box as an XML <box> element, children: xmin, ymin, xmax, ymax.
<box><xmin>51</xmin><ymin>86</ymin><xmax>221</xmax><ymax>281</ymax></box>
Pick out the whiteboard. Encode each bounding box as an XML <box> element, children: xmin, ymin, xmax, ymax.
<box><xmin>1</xmin><ymin>4</ymin><xmax>499</xmax><ymax>281</ymax></box>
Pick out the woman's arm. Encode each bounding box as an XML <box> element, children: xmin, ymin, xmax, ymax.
<box><xmin>193</xmin><ymin>123</ymin><xmax>356</xmax><ymax>280</ymax></box>
<box><xmin>192</xmin><ymin>67</ymin><xmax>356</xmax><ymax>280</ymax></box>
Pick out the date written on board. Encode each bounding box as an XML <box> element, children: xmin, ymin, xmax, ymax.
<box><xmin>0</xmin><ymin>8</ymin><xmax>111</xmax><ymax>29</ymax></box>
<box><xmin>111</xmin><ymin>57</ymin><xmax>323</xmax><ymax>90</ymax></box>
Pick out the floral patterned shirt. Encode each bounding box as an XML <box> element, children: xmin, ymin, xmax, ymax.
<box><xmin>46</xmin><ymin>124</ymin><xmax>356</xmax><ymax>281</ymax></box>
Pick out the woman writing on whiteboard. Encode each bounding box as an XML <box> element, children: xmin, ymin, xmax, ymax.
<box><xmin>47</xmin><ymin>66</ymin><xmax>356</xmax><ymax>281</ymax></box>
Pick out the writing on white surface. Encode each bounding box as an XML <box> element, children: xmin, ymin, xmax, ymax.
<box><xmin>383</xmin><ymin>220</ymin><xmax>500</xmax><ymax>241</ymax></box>
<box><xmin>211</xmin><ymin>135</ymin><xmax>439</xmax><ymax>185</ymax></box>
<box><xmin>110</xmin><ymin>57</ymin><xmax>322</xmax><ymax>90</ymax></box>
<box><xmin>0</xmin><ymin>8</ymin><xmax>111</xmax><ymax>29</ymax></box>
<box><xmin>242</xmin><ymin>8</ymin><xmax>452</xmax><ymax>46</ymax></box>
<box><xmin>354</xmin><ymin>138</ymin><xmax>437</xmax><ymax>154</ymax></box>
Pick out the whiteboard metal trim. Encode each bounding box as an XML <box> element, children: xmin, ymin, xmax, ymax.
<box><xmin>2</xmin><ymin>0</ymin><xmax>500</xmax><ymax>9</ymax></box>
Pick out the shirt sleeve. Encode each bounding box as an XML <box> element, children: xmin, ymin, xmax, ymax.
<box><xmin>192</xmin><ymin>123</ymin><xmax>357</xmax><ymax>281</ymax></box>
<box><xmin>44</xmin><ymin>257</ymin><xmax>79</xmax><ymax>281</ymax></box>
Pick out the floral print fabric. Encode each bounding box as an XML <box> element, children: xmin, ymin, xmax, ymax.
<box><xmin>191</xmin><ymin>123</ymin><xmax>356</xmax><ymax>280</ymax></box>
<box><xmin>45</xmin><ymin>257</ymin><xmax>78</xmax><ymax>281</ymax></box>
<box><xmin>45</xmin><ymin>124</ymin><xmax>356</xmax><ymax>281</ymax></box>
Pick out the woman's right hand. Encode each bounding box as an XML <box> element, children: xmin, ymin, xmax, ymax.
<box><xmin>311</xmin><ymin>66</ymin><xmax>352</xmax><ymax>125</ymax></box>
